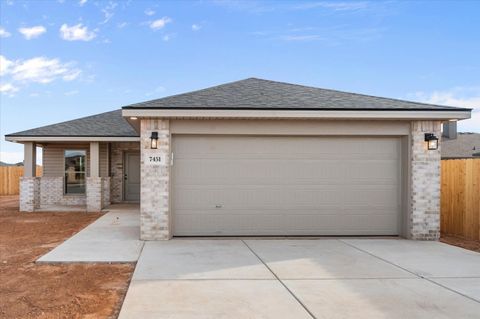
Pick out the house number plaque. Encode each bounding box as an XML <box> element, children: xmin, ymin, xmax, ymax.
<box><xmin>144</xmin><ymin>151</ymin><xmax>167</xmax><ymax>166</ymax></box>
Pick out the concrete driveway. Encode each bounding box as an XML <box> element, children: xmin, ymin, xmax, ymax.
<box><xmin>118</xmin><ymin>239</ymin><xmax>480</xmax><ymax>319</ymax></box>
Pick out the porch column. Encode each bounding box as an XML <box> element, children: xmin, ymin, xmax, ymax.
<box><xmin>409</xmin><ymin>121</ymin><xmax>442</xmax><ymax>240</ymax></box>
<box><xmin>86</xmin><ymin>142</ymin><xmax>104</xmax><ymax>212</ymax></box>
<box><xmin>20</xmin><ymin>142</ymin><xmax>39</xmax><ymax>212</ymax></box>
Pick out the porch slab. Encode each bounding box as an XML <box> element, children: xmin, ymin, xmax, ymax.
<box><xmin>343</xmin><ymin>239</ymin><xmax>480</xmax><ymax>277</ymax></box>
<box><xmin>37</xmin><ymin>204</ymin><xmax>143</xmax><ymax>263</ymax></box>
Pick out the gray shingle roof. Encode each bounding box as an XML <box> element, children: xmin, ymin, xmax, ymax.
<box><xmin>441</xmin><ymin>133</ymin><xmax>480</xmax><ymax>159</ymax></box>
<box><xmin>6</xmin><ymin>110</ymin><xmax>138</xmax><ymax>137</ymax></box>
<box><xmin>123</xmin><ymin>78</ymin><xmax>471</xmax><ymax>111</ymax></box>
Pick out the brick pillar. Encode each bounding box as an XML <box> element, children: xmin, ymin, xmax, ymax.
<box><xmin>410</xmin><ymin>121</ymin><xmax>442</xmax><ymax>240</ymax></box>
<box><xmin>86</xmin><ymin>177</ymin><xmax>103</xmax><ymax>212</ymax></box>
<box><xmin>140</xmin><ymin>118</ymin><xmax>171</xmax><ymax>240</ymax></box>
<box><xmin>20</xmin><ymin>177</ymin><xmax>40</xmax><ymax>212</ymax></box>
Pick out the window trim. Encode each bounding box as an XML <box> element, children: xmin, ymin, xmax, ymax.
<box><xmin>64</xmin><ymin>149</ymin><xmax>87</xmax><ymax>195</ymax></box>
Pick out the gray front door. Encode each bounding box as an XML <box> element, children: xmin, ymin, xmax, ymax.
<box><xmin>124</xmin><ymin>153</ymin><xmax>140</xmax><ymax>202</ymax></box>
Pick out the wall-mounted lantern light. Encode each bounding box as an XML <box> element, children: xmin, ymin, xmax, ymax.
<box><xmin>150</xmin><ymin>131</ymin><xmax>158</xmax><ymax>149</ymax></box>
<box><xmin>424</xmin><ymin>133</ymin><xmax>439</xmax><ymax>150</ymax></box>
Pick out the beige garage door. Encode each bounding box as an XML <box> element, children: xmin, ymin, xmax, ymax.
<box><xmin>172</xmin><ymin>135</ymin><xmax>402</xmax><ymax>236</ymax></box>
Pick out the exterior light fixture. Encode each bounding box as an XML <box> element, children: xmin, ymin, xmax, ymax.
<box><xmin>150</xmin><ymin>131</ymin><xmax>158</xmax><ymax>149</ymax></box>
<box><xmin>424</xmin><ymin>133</ymin><xmax>439</xmax><ymax>150</ymax></box>
<box><xmin>130</xmin><ymin>116</ymin><xmax>138</xmax><ymax>120</ymax></box>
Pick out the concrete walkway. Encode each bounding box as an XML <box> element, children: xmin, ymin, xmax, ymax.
<box><xmin>37</xmin><ymin>204</ymin><xmax>143</xmax><ymax>263</ymax></box>
<box><xmin>119</xmin><ymin>239</ymin><xmax>480</xmax><ymax>319</ymax></box>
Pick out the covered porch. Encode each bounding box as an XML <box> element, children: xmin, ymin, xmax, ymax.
<box><xmin>19</xmin><ymin>140</ymin><xmax>140</xmax><ymax>212</ymax></box>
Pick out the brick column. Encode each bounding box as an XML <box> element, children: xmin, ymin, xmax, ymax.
<box><xmin>19</xmin><ymin>142</ymin><xmax>39</xmax><ymax>212</ymax></box>
<box><xmin>140</xmin><ymin>118</ymin><xmax>171</xmax><ymax>240</ymax></box>
<box><xmin>20</xmin><ymin>177</ymin><xmax>40</xmax><ymax>212</ymax></box>
<box><xmin>410</xmin><ymin>121</ymin><xmax>442</xmax><ymax>240</ymax></box>
<box><xmin>86</xmin><ymin>177</ymin><xmax>103</xmax><ymax>212</ymax></box>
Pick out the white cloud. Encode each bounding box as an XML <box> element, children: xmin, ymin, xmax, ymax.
<box><xmin>0</xmin><ymin>26</ymin><xmax>11</xmax><ymax>38</ymax></box>
<box><xmin>60</xmin><ymin>23</ymin><xmax>96</xmax><ymax>41</ymax></box>
<box><xmin>100</xmin><ymin>1</ymin><xmax>117</xmax><ymax>24</ymax></box>
<box><xmin>79</xmin><ymin>0</ymin><xmax>87</xmax><ymax>6</ymax></box>
<box><xmin>0</xmin><ymin>55</ymin><xmax>82</xmax><ymax>95</ymax></box>
<box><xmin>150</xmin><ymin>17</ymin><xmax>172</xmax><ymax>30</ymax></box>
<box><xmin>9</xmin><ymin>57</ymin><xmax>81</xmax><ymax>83</ymax></box>
<box><xmin>18</xmin><ymin>25</ymin><xmax>47</xmax><ymax>39</ymax></box>
<box><xmin>412</xmin><ymin>87</ymin><xmax>480</xmax><ymax>133</ymax></box>
<box><xmin>0</xmin><ymin>55</ymin><xmax>14</xmax><ymax>75</ymax></box>
<box><xmin>0</xmin><ymin>83</ymin><xmax>19</xmax><ymax>95</ymax></box>
<box><xmin>117</xmin><ymin>22</ymin><xmax>128</xmax><ymax>28</ymax></box>
<box><xmin>192</xmin><ymin>24</ymin><xmax>201</xmax><ymax>31</ymax></box>
<box><xmin>145</xmin><ymin>9</ymin><xmax>155</xmax><ymax>16</ymax></box>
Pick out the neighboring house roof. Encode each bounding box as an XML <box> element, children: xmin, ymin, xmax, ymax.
<box><xmin>6</xmin><ymin>110</ymin><xmax>138</xmax><ymax>137</ymax></box>
<box><xmin>123</xmin><ymin>78</ymin><xmax>471</xmax><ymax>111</ymax></box>
<box><xmin>441</xmin><ymin>133</ymin><xmax>480</xmax><ymax>158</ymax></box>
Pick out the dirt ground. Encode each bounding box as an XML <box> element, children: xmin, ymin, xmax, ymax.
<box><xmin>0</xmin><ymin>196</ymin><xmax>135</xmax><ymax>319</ymax></box>
<box><xmin>441</xmin><ymin>235</ymin><xmax>480</xmax><ymax>253</ymax></box>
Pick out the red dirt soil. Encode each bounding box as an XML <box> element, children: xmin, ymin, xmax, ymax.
<box><xmin>441</xmin><ymin>235</ymin><xmax>480</xmax><ymax>253</ymax></box>
<box><xmin>0</xmin><ymin>196</ymin><xmax>135</xmax><ymax>319</ymax></box>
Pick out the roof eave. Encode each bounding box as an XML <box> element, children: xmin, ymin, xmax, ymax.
<box><xmin>122</xmin><ymin>108</ymin><xmax>472</xmax><ymax>120</ymax></box>
<box><xmin>5</xmin><ymin>135</ymin><xmax>140</xmax><ymax>143</ymax></box>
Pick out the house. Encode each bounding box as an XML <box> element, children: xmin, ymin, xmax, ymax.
<box><xmin>5</xmin><ymin>78</ymin><xmax>472</xmax><ymax>241</ymax></box>
<box><xmin>441</xmin><ymin>122</ymin><xmax>480</xmax><ymax>158</ymax></box>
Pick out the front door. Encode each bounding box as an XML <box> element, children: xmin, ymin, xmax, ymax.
<box><xmin>124</xmin><ymin>153</ymin><xmax>140</xmax><ymax>202</ymax></box>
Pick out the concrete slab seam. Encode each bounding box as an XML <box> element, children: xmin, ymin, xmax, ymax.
<box><xmin>241</xmin><ymin>239</ymin><xmax>317</xmax><ymax>319</ymax></box>
<box><xmin>339</xmin><ymin>239</ymin><xmax>480</xmax><ymax>305</ymax></box>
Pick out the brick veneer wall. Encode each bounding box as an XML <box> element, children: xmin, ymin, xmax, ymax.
<box><xmin>40</xmin><ymin>177</ymin><xmax>86</xmax><ymax>206</ymax></box>
<box><xmin>110</xmin><ymin>142</ymin><xmax>140</xmax><ymax>203</ymax></box>
<box><xmin>410</xmin><ymin>121</ymin><xmax>442</xmax><ymax>240</ymax></box>
<box><xmin>140</xmin><ymin>119</ymin><xmax>171</xmax><ymax>240</ymax></box>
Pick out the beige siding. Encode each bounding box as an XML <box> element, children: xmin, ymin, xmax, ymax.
<box><xmin>170</xmin><ymin>119</ymin><xmax>411</xmax><ymax>135</ymax></box>
<box><xmin>100</xmin><ymin>143</ymin><xmax>109</xmax><ymax>177</ymax></box>
<box><xmin>42</xmin><ymin>146</ymin><xmax>65</xmax><ymax>177</ymax></box>
<box><xmin>42</xmin><ymin>143</ymin><xmax>110</xmax><ymax>178</ymax></box>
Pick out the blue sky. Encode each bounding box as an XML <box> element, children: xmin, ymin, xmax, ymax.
<box><xmin>1</xmin><ymin>0</ymin><xmax>479</xmax><ymax>164</ymax></box>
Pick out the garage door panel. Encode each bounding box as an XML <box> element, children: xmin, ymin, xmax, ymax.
<box><xmin>175</xmin><ymin>160</ymin><xmax>399</xmax><ymax>185</ymax></box>
<box><xmin>175</xmin><ymin>185</ymin><xmax>399</xmax><ymax>209</ymax></box>
<box><xmin>173</xmin><ymin>135</ymin><xmax>401</xmax><ymax>236</ymax></box>
<box><xmin>174</xmin><ymin>212</ymin><xmax>399</xmax><ymax>236</ymax></box>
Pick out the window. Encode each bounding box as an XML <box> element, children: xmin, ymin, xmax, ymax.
<box><xmin>64</xmin><ymin>150</ymin><xmax>86</xmax><ymax>194</ymax></box>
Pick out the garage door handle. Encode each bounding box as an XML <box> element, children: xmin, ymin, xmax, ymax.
<box><xmin>215</xmin><ymin>204</ymin><xmax>222</xmax><ymax>208</ymax></box>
